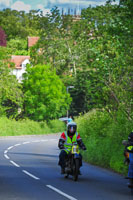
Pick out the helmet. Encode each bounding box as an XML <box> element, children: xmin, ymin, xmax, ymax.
<box><xmin>128</xmin><ymin>132</ymin><xmax>133</xmax><ymax>145</ymax></box>
<box><xmin>67</xmin><ymin>122</ymin><xmax>77</xmax><ymax>136</ymax></box>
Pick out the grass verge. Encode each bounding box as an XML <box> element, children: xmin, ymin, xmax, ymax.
<box><xmin>0</xmin><ymin>117</ymin><xmax>65</xmax><ymax>136</ymax></box>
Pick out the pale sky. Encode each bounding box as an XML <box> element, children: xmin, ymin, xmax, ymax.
<box><xmin>0</xmin><ymin>0</ymin><xmax>119</xmax><ymax>15</ymax></box>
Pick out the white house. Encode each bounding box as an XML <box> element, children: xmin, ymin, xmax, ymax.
<box><xmin>10</xmin><ymin>37</ymin><xmax>40</xmax><ymax>82</ymax></box>
<box><xmin>11</xmin><ymin>55</ymin><xmax>30</xmax><ymax>82</ymax></box>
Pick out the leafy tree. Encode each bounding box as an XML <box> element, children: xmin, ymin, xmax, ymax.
<box><xmin>29</xmin><ymin>4</ymin><xmax>132</xmax><ymax>119</ymax></box>
<box><xmin>23</xmin><ymin>64</ymin><xmax>71</xmax><ymax>121</ymax></box>
<box><xmin>7</xmin><ymin>38</ymin><xmax>29</xmax><ymax>55</ymax></box>
<box><xmin>0</xmin><ymin>47</ymin><xmax>23</xmax><ymax>117</ymax></box>
<box><xmin>80</xmin><ymin>2</ymin><xmax>132</xmax><ymax>119</ymax></box>
<box><xmin>30</xmin><ymin>7</ymin><xmax>77</xmax><ymax>76</ymax></box>
<box><xmin>0</xmin><ymin>9</ymin><xmax>41</xmax><ymax>40</ymax></box>
<box><xmin>0</xmin><ymin>3</ymin><xmax>132</xmax><ymax>120</ymax></box>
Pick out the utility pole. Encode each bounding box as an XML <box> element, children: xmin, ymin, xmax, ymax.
<box><xmin>67</xmin><ymin>86</ymin><xmax>74</xmax><ymax>118</ymax></box>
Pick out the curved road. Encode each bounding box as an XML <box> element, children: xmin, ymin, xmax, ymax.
<box><xmin>0</xmin><ymin>134</ymin><xmax>132</xmax><ymax>200</ymax></box>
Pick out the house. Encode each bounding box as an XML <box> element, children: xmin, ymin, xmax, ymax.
<box><xmin>28</xmin><ymin>36</ymin><xmax>39</xmax><ymax>48</ymax></box>
<box><xmin>10</xmin><ymin>37</ymin><xmax>40</xmax><ymax>82</ymax></box>
<box><xmin>11</xmin><ymin>55</ymin><xmax>30</xmax><ymax>82</ymax></box>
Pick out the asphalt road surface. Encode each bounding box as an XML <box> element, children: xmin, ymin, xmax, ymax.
<box><xmin>0</xmin><ymin>134</ymin><xmax>132</xmax><ymax>200</ymax></box>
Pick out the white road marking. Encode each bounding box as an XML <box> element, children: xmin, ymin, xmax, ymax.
<box><xmin>4</xmin><ymin>150</ymin><xmax>8</xmax><ymax>154</ymax></box>
<box><xmin>10</xmin><ymin>160</ymin><xmax>20</xmax><ymax>167</ymax></box>
<box><xmin>23</xmin><ymin>141</ymin><xmax>30</xmax><ymax>144</ymax></box>
<box><xmin>46</xmin><ymin>185</ymin><xmax>78</xmax><ymax>200</ymax></box>
<box><xmin>32</xmin><ymin>140</ymin><xmax>40</xmax><ymax>143</ymax></box>
<box><xmin>14</xmin><ymin>143</ymin><xmax>21</xmax><ymax>147</ymax></box>
<box><xmin>3</xmin><ymin>138</ymin><xmax>77</xmax><ymax>199</ymax></box>
<box><xmin>4</xmin><ymin>154</ymin><xmax>9</xmax><ymax>159</ymax></box>
<box><xmin>22</xmin><ymin>170</ymin><xmax>40</xmax><ymax>180</ymax></box>
<box><xmin>40</xmin><ymin>139</ymin><xmax>48</xmax><ymax>142</ymax></box>
<box><xmin>7</xmin><ymin>146</ymin><xmax>14</xmax><ymax>150</ymax></box>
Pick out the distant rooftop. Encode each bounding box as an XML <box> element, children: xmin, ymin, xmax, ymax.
<box><xmin>11</xmin><ymin>55</ymin><xmax>30</xmax><ymax>69</ymax></box>
<box><xmin>28</xmin><ymin>37</ymin><xmax>39</xmax><ymax>48</ymax></box>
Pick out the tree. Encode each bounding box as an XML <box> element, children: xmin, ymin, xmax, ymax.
<box><xmin>23</xmin><ymin>64</ymin><xmax>71</xmax><ymax>121</ymax></box>
<box><xmin>7</xmin><ymin>38</ymin><xmax>29</xmax><ymax>55</ymax></box>
<box><xmin>80</xmin><ymin>2</ymin><xmax>132</xmax><ymax>119</ymax></box>
<box><xmin>29</xmin><ymin>4</ymin><xmax>132</xmax><ymax>119</ymax></box>
<box><xmin>30</xmin><ymin>7</ymin><xmax>77</xmax><ymax>76</ymax></box>
<box><xmin>0</xmin><ymin>9</ymin><xmax>41</xmax><ymax>41</ymax></box>
<box><xmin>1</xmin><ymin>5</ymin><xmax>131</xmax><ymax>119</ymax></box>
<box><xmin>0</xmin><ymin>47</ymin><xmax>23</xmax><ymax>117</ymax></box>
<box><xmin>0</xmin><ymin>27</ymin><xmax>6</xmax><ymax>46</ymax></box>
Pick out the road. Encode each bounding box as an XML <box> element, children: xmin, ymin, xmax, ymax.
<box><xmin>0</xmin><ymin>134</ymin><xmax>132</xmax><ymax>200</ymax></box>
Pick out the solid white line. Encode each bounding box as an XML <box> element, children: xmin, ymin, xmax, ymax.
<box><xmin>10</xmin><ymin>160</ymin><xmax>20</xmax><ymax>167</ymax></box>
<box><xmin>46</xmin><ymin>185</ymin><xmax>78</xmax><ymax>200</ymax></box>
<box><xmin>22</xmin><ymin>170</ymin><xmax>40</xmax><ymax>180</ymax></box>
<box><xmin>4</xmin><ymin>154</ymin><xmax>9</xmax><ymax>159</ymax></box>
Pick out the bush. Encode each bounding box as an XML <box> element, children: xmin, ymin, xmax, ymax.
<box><xmin>48</xmin><ymin>119</ymin><xmax>65</xmax><ymax>133</ymax></box>
<box><xmin>75</xmin><ymin>109</ymin><xmax>132</xmax><ymax>174</ymax></box>
<box><xmin>0</xmin><ymin>117</ymin><xmax>64</xmax><ymax>136</ymax></box>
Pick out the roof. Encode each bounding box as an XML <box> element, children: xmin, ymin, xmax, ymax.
<box><xmin>28</xmin><ymin>36</ymin><xmax>39</xmax><ymax>48</ymax></box>
<box><xmin>11</xmin><ymin>55</ymin><xmax>30</xmax><ymax>69</ymax></box>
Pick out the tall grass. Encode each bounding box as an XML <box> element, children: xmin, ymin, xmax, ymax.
<box><xmin>0</xmin><ymin>117</ymin><xmax>65</xmax><ymax>136</ymax></box>
<box><xmin>75</xmin><ymin>109</ymin><xmax>132</xmax><ymax>174</ymax></box>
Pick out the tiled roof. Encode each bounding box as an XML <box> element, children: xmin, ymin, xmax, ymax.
<box><xmin>11</xmin><ymin>55</ymin><xmax>30</xmax><ymax>69</ymax></box>
<box><xmin>28</xmin><ymin>36</ymin><xmax>39</xmax><ymax>48</ymax></box>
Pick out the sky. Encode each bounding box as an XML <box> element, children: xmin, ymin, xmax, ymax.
<box><xmin>0</xmin><ymin>0</ymin><xmax>119</xmax><ymax>15</ymax></box>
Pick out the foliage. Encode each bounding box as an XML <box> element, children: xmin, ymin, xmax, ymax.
<box><xmin>0</xmin><ymin>2</ymin><xmax>132</xmax><ymax>174</ymax></box>
<box><xmin>0</xmin><ymin>46</ymin><xmax>9</xmax><ymax>60</ymax></box>
<box><xmin>70</xmin><ymin>2</ymin><xmax>133</xmax><ymax>118</ymax></box>
<box><xmin>7</xmin><ymin>38</ymin><xmax>29</xmax><ymax>55</ymax></box>
<box><xmin>0</xmin><ymin>47</ymin><xmax>23</xmax><ymax>117</ymax></box>
<box><xmin>30</xmin><ymin>7</ymin><xmax>75</xmax><ymax>76</ymax></box>
<box><xmin>0</xmin><ymin>116</ymin><xmax>65</xmax><ymax>136</ymax></box>
<box><xmin>75</xmin><ymin>109</ymin><xmax>133</xmax><ymax>174</ymax></box>
<box><xmin>0</xmin><ymin>2</ymin><xmax>132</xmax><ymax>120</ymax></box>
<box><xmin>23</xmin><ymin>64</ymin><xmax>71</xmax><ymax>121</ymax></box>
<box><xmin>47</xmin><ymin>119</ymin><xmax>65</xmax><ymax>133</ymax></box>
<box><xmin>28</xmin><ymin>3</ymin><xmax>132</xmax><ymax>120</ymax></box>
<box><xmin>0</xmin><ymin>9</ymin><xmax>41</xmax><ymax>40</ymax></box>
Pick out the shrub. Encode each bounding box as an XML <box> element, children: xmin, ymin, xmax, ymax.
<box><xmin>0</xmin><ymin>117</ymin><xmax>64</xmax><ymax>136</ymax></box>
<box><xmin>75</xmin><ymin>109</ymin><xmax>132</xmax><ymax>174</ymax></box>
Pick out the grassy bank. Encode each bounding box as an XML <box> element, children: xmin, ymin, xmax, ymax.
<box><xmin>0</xmin><ymin>117</ymin><xmax>65</xmax><ymax>136</ymax></box>
<box><xmin>75</xmin><ymin>109</ymin><xmax>132</xmax><ymax>175</ymax></box>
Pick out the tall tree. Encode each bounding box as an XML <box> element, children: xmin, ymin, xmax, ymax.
<box><xmin>23</xmin><ymin>64</ymin><xmax>71</xmax><ymax>121</ymax></box>
<box><xmin>80</xmin><ymin>2</ymin><xmax>132</xmax><ymax>119</ymax></box>
<box><xmin>0</xmin><ymin>47</ymin><xmax>23</xmax><ymax>117</ymax></box>
<box><xmin>30</xmin><ymin>4</ymin><xmax>132</xmax><ymax>119</ymax></box>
